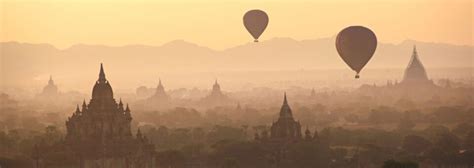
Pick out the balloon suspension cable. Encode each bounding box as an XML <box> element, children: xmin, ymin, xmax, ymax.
<box><xmin>355</xmin><ymin>73</ymin><xmax>360</xmax><ymax>79</ymax></box>
<box><xmin>254</xmin><ymin>39</ymin><xmax>259</xmax><ymax>42</ymax></box>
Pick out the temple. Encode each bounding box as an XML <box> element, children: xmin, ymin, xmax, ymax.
<box><xmin>200</xmin><ymin>80</ymin><xmax>231</xmax><ymax>106</ymax></box>
<box><xmin>148</xmin><ymin>78</ymin><xmax>170</xmax><ymax>101</ymax></box>
<box><xmin>256</xmin><ymin>93</ymin><xmax>318</xmax><ymax>144</ymax></box>
<box><xmin>400</xmin><ymin>46</ymin><xmax>433</xmax><ymax>86</ymax></box>
<box><xmin>40</xmin><ymin>75</ymin><xmax>59</xmax><ymax>96</ymax></box>
<box><xmin>210</xmin><ymin>80</ymin><xmax>224</xmax><ymax>97</ymax></box>
<box><xmin>310</xmin><ymin>88</ymin><xmax>316</xmax><ymax>97</ymax></box>
<box><xmin>269</xmin><ymin>93</ymin><xmax>303</xmax><ymax>142</ymax></box>
<box><xmin>65</xmin><ymin>64</ymin><xmax>155</xmax><ymax>168</ymax></box>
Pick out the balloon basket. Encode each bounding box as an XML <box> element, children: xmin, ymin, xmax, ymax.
<box><xmin>355</xmin><ymin>74</ymin><xmax>360</xmax><ymax>79</ymax></box>
<box><xmin>254</xmin><ymin>39</ymin><xmax>259</xmax><ymax>42</ymax></box>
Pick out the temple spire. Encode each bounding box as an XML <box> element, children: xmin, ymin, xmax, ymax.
<box><xmin>279</xmin><ymin>92</ymin><xmax>293</xmax><ymax>118</ymax></box>
<box><xmin>155</xmin><ymin>78</ymin><xmax>166</xmax><ymax>97</ymax></box>
<box><xmin>125</xmin><ymin>104</ymin><xmax>130</xmax><ymax>112</ymax></box>
<box><xmin>402</xmin><ymin>45</ymin><xmax>429</xmax><ymax>83</ymax></box>
<box><xmin>48</xmin><ymin>75</ymin><xmax>54</xmax><ymax>85</ymax></box>
<box><xmin>82</xmin><ymin>99</ymin><xmax>87</xmax><ymax>110</ymax></box>
<box><xmin>157</xmin><ymin>78</ymin><xmax>164</xmax><ymax>91</ymax></box>
<box><xmin>117</xmin><ymin>98</ymin><xmax>123</xmax><ymax>110</ymax></box>
<box><xmin>412</xmin><ymin>45</ymin><xmax>419</xmax><ymax>60</ymax></box>
<box><xmin>214</xmin><ymin>79</ymin><xmax>219</xmax><ymax>87</ymax></box>
<box><xmin>211</xmin><ymin>79</ymin><xmax>221</xmax><ymax>95</ymax></box>
<box><xmin>270</xmin><ymin>92</ymin><xmax>302</xmax><ymax>142</ymax></box>
<box><xmin>411</xmin><ymin>45</ymin><xmax>420</xmax><ymax>63</ymax></box>
<box><xmin>98</xmin><ymin>63</ymin><xmax>106</xmax><ymax>82</ymax></box>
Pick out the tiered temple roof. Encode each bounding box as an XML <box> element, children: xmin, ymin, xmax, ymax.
<box><xmin>41</xmin><ymin>75</ymin><xmax>58</xmax><ymax>96</ymax></box>
<box><xmin>269</xmin><ymin>93</ymin><xmax>302</xmax><ymax>142</ymax></box>
<box><xmin>65</xmin><ymin>64</ymin><xmax>154</xmax><ymax>167</ymax></box>
<box><xmin>401</xmin><ymin>46</ymin><xmax>432</xmax><ymax>85</ymax></box>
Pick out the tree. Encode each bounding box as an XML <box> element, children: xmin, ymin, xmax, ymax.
<box><xmin>156</xmin><ymin>150</ymin><xmax>186</xmax><ymax>168</ymax></box>
<box><xmin>209</xmin><ymin>141</ymin><xmax>267</xmax><ymax>168</ymax></box>
<box><xmin>422</xmin><ymin>125</ymin><xmax>449</xmax><ymax>140</ymax></box>
<box><xmin>368</xmin><ymin>106</ymin><xmax>401</xmax><ymax>125</ymax></box>
<box><xmin>44</xmin><ymin>125</ymin><xmax>62</xmax><ymax>145</ymax></box>
<box><xmin>435</xmin><ymin>132</ymin><xmax>460</xmax><ymax>152</ymax></box>
<box><xmin>382</xmin><ymin>159</ymin><xmax>418</xmax><ymax>168</ymax></box>
<box><xmin>207</xmin><ymin>125</ymin><xmax>247</xmax><ymax>144</ymax></box>
<box><xmin>344</xmin><ymin>113</ymin><xmax>360</xmax><ymax>123</ymax></box>
<box><xmin>402</xmin><ymin>135</ymin><xmax>431</xmax><ymax>155</ymax></box>
<box><xmin>286</xmin><ymin>142</ymin><xmax>331</xmax><ymax>168</ymax></box>
<box><xmin>425</xmin><ymin>132</ymin><xmax>462</xmax><ymax>167</ymax></box>
<box><xmin>463</xmin><ymin>130</ymin><xmax>474</xmax><ymax>150</ymax></box>
<box><xmin>459</xmin><ymin>149</ymin><xmax>474</xmax><ymax>167</ymax></box>
<box><xmin>221</xmin><ymin>158</ymin><xmax>239</xmax><ymax>168</ymax></box>
<box><xmin>358</xmin><ymin>144</ymin><xmax>393</xmax><ymax>167</ymax></box>
<box><xmin>397</xmin><ymin>116</ymin><xmax>416</xmax><ymax>131</ymax></box>
<box><xmin>452</xmin><ymin>123</ymin><xmax>474</xmax><ymax>137</ymax></box>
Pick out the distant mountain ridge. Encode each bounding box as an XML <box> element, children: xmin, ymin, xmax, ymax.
<box><xmin>1</xmin><ymin>38</ymin><xmax>472</xmax><ymax>88</ymax></box>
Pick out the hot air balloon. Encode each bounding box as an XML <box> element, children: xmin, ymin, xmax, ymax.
<box><xmin>243</xmin><ymin>9</ymin><xmax>269</xmax><ymax>42</ymax></box>
<box><xmin>336</xmin><ymin>26</ymin><xmax>377</xmax><ymax>79</ymax></box>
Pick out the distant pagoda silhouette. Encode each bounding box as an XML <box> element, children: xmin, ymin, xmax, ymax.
<box><xmin>142</xmin><ymin>78</ymin><xmax>172</xmax><ymax>110</ymax></box>
<box><xmin>269</xmin><ymin>93</ymin><xmax>302</xmax><ymax>142</ymax></box>
<box><xmin>310</xmin><ymin>88</ymin><xmax>316</xmax><ymax>97</ymax></box>
<box><xmin>65</xmin><ymin>64</ymin><xmax>154</xmax><ymax>168</ymax></box>
<box><xmin>148</xmin><ymin>78</ymin><xmax>170</xmax><ymax>101</ymax></box>
<box><xmin>40</xmin><ymin>75</ymin><xmax>59</xmax><ymax>96</ymax></box>
<box><xmin>210</xmin><ymin>79</ymin><xmax>224</xmax><ymax>97</ymax></box>
<box><xmin>400</xmin><ymin>46</ymin><xmax>433</xmax><ymax>86</ymax></box>
<box><xmin>200</xmin><ymin>79</ymin><xmax>231</xmax><ymax>106</ymax></box>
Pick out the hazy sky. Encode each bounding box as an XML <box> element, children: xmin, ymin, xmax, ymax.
<box><xmin>1</xmin><ymin>0</ymin><xmax>472</xmax><ymax>49</ymax></box>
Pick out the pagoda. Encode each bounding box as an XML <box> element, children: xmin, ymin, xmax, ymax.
<box><xmin>65</xmin><ymin>64</ymin><xmax>155</xmax><ymax>168</ymax></box>
<box><xmin>400</xmin><ymin>46</ymin><xmax>433</xmax><ymax>86</ymax></box>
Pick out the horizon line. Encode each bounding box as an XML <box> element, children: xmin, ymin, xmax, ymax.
<box><xmin>1</xmin><ymin>37</ymin><xmax>472</xmax><ymax>51</ymax></box>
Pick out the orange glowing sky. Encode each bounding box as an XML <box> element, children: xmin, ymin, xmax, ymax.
<box><xmin>1</xmin><ymin>0</ymin><xmax>472</xmax><ymax>49</ymax></box>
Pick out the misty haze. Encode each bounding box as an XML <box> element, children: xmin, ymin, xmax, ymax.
<box><xmin>0</xmin><ymin>0</ymin><xmax>473</xmax><ymax>168</ymax></box>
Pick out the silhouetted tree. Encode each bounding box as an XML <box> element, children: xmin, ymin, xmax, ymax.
<box><xmin>463</xmin><ymin>130</ymin><xmax>474</xmax><ymax>150</ymax></box>
<box><xmin>286</xmin><ymin>142</ymin><xmax>331</xmax><ymax>168</ymax></box>
<box><xmin>156</xmin><ymin>150</ymin><xmax>186</xmax><ymax>168</ymax></box>
<box><xmin>452</xmin><ymin>123</ymin><xmax>474</xmax><ymax>137</ymax></box>
<box><xmin>422</xmin><ymin>125</ymin><xmax>449</xmax><ymax>140</ymax></box>
<box><xmin>402</xmin><ymin>135</ymin><xmax>431</xmax><ymax>155</ymax></box>
<box><xmin>435</xmin><ymin>132</ymin><xmax>460</xmax><ymax>152</ymax></box>
<box><xmin>382</xmin><ymin>159</ymin><xmax>418</xmax><ymax>168</ymax></box>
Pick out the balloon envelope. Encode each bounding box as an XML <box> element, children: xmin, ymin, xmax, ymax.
<box><xmin>336</xmin><ymin>26</ymin><xmax>377</xmax><ymax>78</ymax></box>
<box><xmin>243</xmin><ymin>10</ymin><xmax>269</xmax><ymax>42</ymax></box>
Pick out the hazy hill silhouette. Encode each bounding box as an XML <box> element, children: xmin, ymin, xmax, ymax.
<box><xmin>1</xmin><ymin>38</ymin><xmax>472</xmax><ymax>89</ymax></box>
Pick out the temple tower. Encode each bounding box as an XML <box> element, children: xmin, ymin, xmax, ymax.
<box><xmin>401</xmin><ymin>46</ymin><xmax>432</xmax><ymax>85</ymax></box>
<box><xmin>65</xmin><ymin>64</ymin><xmax>154</xmax><ymax>168</ymax></box>
<box><xmin>41</xmin><ymin>75</ymin><xmax>59</xmax><ymax>96</ymax></box>
<box><xmin>149</xmin><ymin>78</ymin><xmax>170</xmax><ymax>100</ymax></box>
<box><xmin>269</xmin><ymin>93</ymin><xmax>302</xmax><ymax>143</ymax></box>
